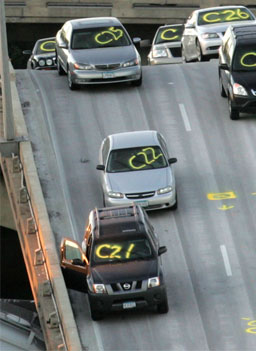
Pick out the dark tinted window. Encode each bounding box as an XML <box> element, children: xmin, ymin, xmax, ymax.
<box><xmin>233</xmin><ymin>44</ymin><xmax>256</xmax><ymax>71</ymax></box>
<box><xmin>35</xmin><ymin>39</ymin><xmax>56</xmax><ymax>55</ymax></box>
<box><xmin>71</xmin><ymin>26</ymin><xmax>131</xmax><ymax>49</ymax></box>
<box><xmin>107</xmin><ymin>146</ymin><xmax>168</xmax><ymax>173</ymax></box>
<box><xmin>154</xmin><ymin>25</ymin><xmax>183</xmax><ymax>44</ymax></box>
<box><xmin>198</xmin><ymin>7</ymin><xmax>254</xmax><ymax>26</ymax></box>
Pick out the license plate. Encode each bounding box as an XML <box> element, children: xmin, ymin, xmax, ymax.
<box><xmin>103</xmin><ymin>72</ymin><xmax>114</xmax><ymax>79</ymax></box>
<box><xmin>135</xmin><ymin>200</ymin><xmax>148</xmax><ymax>207</ymax></box>
<box><xmin>123</xmin><ymin>301</ymin><xmax>136</xmax><ymax>309</ymax></box>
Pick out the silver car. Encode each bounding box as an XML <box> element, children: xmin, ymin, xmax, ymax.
<box><xmin>96</xmin><ymin>130</ymin><xmax>177</xmax><ymax>211</ymax></box>
<box><xmin>181</xmin><ymin>5</ymin><xmax>256</xmax><ymax>62</ymax></box>
<box><xmin>55</xmin><ymin>17</ymin><xmax>142</xmax><ymax>90</ymax></box>
<box><xmin>148</xmin><ymin>24</ymin><xmax>184</xmax><ymax>65</ymax></box>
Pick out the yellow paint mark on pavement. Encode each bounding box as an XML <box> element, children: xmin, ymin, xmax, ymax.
<box><xmin>207</xmin><ymin>191</ymin><xmax>237</xmax><ymax>200</ymax></box>
<box><xmin>218</xmin><ymin>205</ymin><xmax>234</xmax><ymax>211</ymax></box>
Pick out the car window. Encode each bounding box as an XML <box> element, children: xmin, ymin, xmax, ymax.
<box><xmin>102</xmin><ymin>138</ymin><xmax>110</xmax><ymax>165</ymax></box>
<box><xmin>71</xmin><ymin>26</ymin><xmax>131</xmax><ymax>50</ymax></box>
<box><xmin>106</xmin><ymin>146</ymin><xmax>168</xmax><ymax>173</ymax></box>
<box><xmin>35</xmin><ymin>39</ymin><xmax>56</xmax><ymax>55</ymax></box>
<box><xmin>233</xmin><ymin>44</ymin><xmax>256</xmax><ymax>71</ymax></box>
<box><xmin>154</xmin><ymin>25</ymin><xmax>183</xmax><ymax>44</ymax></box>
<box><xmin>223</xmin><ymin>37</ymin><xmax>234</xmax><ymax>65</ymax></box>
<box><xmin>91</xmin><ymin>237</ymin><xmax>154</xmax><ymax>265</ymax></box>
<box><xmin>197</xmin><ymin>7</ymin><xmax>254</xmax><ymax>26</ymax></box>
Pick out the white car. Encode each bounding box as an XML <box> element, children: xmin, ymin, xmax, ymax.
<box><xmin>181</xmin><ymin>5</ymin><xmax>256</xmax><ymax>62</ymax></box>
<box><xmin>96</xmin><ymin>130</ymin><xmax>178</xmax><ymax>211</ymax></box>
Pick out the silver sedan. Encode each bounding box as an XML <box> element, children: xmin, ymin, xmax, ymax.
<box><xmin>96</xmin><ymin>130</ymin><xmax>178</xmax><ymax>211</ymax></box>
<box><xmin>181</xmin><ymin>5</ymin><xmax>256</xmax><ymax>62</ymax></box>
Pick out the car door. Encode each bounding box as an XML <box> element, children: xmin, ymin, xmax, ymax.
<box><xmin>182</xmin><ymin>13</ymin><xmax>198</xmax><ymax>60</ymax></box>
<box><xmin>60</xmin><ymin>237</ymin><xmax>88</xmax><ymax>293</ymax></box>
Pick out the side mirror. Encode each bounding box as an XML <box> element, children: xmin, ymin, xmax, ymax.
<box><xmin>158</xmin><ymin>246</ymin><xmax>167</xmax><ymax>256</ymax></box>
<box><xmin>72</xmin><ymin>258</ymin><xmax>85</xmax><ymax>266</ymax></box>
<box><xmin>168</xmin><ymin>157</ymin><xmax>177</xmax><ymax>164</ymax></box>
<box><xmin>185</xmin><ymin>23</ymin><xmax>195</xmax><ymax>29</ymax></box>
<box><xmin>140</xmin><ymin>39</ymin><xmax>151</xmax><ymax>48</ymax></box>
<box><xmin>219</xmin><ymin>63</ymin><xmax>229</xmax><ymax>71</ymax></box>
<box><xmin>58</xmin><ymin>42</ymin><xmax>68</xmax><ymax>49</ymax></box>
<box><xmin>23</xmin><ymin>50</ymin><xmax>32</xmax><ymax>55</ymax></box>
<box><xmin>133</xmin><ymin>37</ymin><xmax>141</xmax><ymax>45</ymax></box>
<box><xmin>96</xmin><ymin>164</ymin><xmax>105</xmax><ymax>171</ymax></box>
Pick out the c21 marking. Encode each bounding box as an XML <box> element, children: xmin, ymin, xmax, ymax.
<box><xmin>207</xmin><ymin>191</ymin><xmax>237</xmax><ymax>200</ymax></box>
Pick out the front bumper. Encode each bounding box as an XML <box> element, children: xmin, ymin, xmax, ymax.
<box><xmin>231</xmin><ymin>94</ymin><xmax>256</xmax><ymax>113</ymax></box>
<box><xmin>104</xmin><ymin>190</ymin><xmax>176</xmax><ymax>210</ymax></box>
<box><xmin>148</xmin><ymin>57</ymin><xmax>183</xmax><ymax>65</ymax></box>
<box><xmin>70</xmin><ymin>65</ymin><xmax>141</xmax><ymax>85</ymax></box>
<box><xmin>200</xmin><ymin>38</ymin><xmax>222</xmax><ymax>56</ymax></box>
<box><xmin>88</xmin><ymin>284</ymin><xmax>167</xmax><ymax>313</ymax></box>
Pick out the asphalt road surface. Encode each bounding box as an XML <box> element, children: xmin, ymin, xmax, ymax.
<box><xmin>16</xmin><ymin>61</ymin><xmax>256</xmax><ymax>351</ymax></box>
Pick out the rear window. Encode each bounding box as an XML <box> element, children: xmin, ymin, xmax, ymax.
<box><xmin>197</xmin><ymin>7</ymin><xmax>254</xmax><ymax>26</ymax></box>
<box><xmin>71</xmin><ymin>26</ymin><xmax>131</xmax><ymax>49</ymax></box>
<box><xmin>154</xmin><ymin>25</ymin><xmax>183</xmax><ymax>44</ymax></box>
<box><xmin>233</xmin><ymin>44</ymin><xmax>256</xmax><ymax>71</ymax></box>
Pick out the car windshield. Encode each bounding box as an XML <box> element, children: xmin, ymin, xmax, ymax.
<box><xmin>107</xmin><ymin>146</ymin><xmax>168</xmax><ymax>173</ymax></box>
<box><xmin>233</xmin><ymin>44</ymin><xmax>256</xmax><ymax>71</ymax></box>
<box><xmin>197</xmin><ymin>7</ymin><xmax>254</xmax><ymax>26</ymax></box>
<box><xmin>92</xmin><ymin>237</ymin><xmax>154</xmax><ymax>265</ymax></box>
<box><xmin>71</xmin><ymin>26</ymin><xmax>131</xmax><ymax>49</ymax></box>
<box><xmin>154</xmin><ymin>25</ymin><xmax>183</xmax><ymax>44</ymax></box>
<box><xmin>35</xmin><ymin>39</ymin><xmax>56</xmax><ymax>54</ymax></box>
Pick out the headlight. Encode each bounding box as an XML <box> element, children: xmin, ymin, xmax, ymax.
<box><xmin>233</xmin><ymin>83</ymin><xmax>248</xmax><ymax>96</ymax></box>
<box><xmin>93</xmin><ymin>284</ymin><xmax>107</xmax><ymax>294</ymax></box>
<box><xmin>157</xmin><ymin>186</ymin><xmax>173</xmax><ymax>195</ymax></box>
<box><xmin>201</xmin><ymin>33</ymin><xmax>219</xmax><ymax>39</ymax></box>
<box><xmin>46</xmin><ymin>59</ymin><xmax>53</xmax><ymax>66</ymax></box>
<box><xmin>107</xmin><ymin>191</ymin><xmax>124</xmax><ymax>199</ymax></box>
<box><xmin>152</xmin><ymin>49</ymin><xmax>168</xmax><ymax>58</ymax></box>
<box><xmin>74</xmin><ymin>62</ymin><xmax>94</xmax><ymax>70</ymax></box>
<box><xmin>122</xmin><ymin>59</ymin><xmax>139</xmax><ymax>67</ymax></box>
<box><xmin>148</xmin><ymin>277</ymin><xmax>160</xmax><ymax>288</ymax></box>
<box><xmin>38</xmin><ymin>59</ymin><xmax>45</xmax><ymax>67</ymax></box>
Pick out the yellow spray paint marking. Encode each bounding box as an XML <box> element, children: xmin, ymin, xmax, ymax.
<box><xmin>218</xmin><ymin>205</ymin><xmax>234</xmax><ymax>211</ymax></box>
<box><xmin>207</xmin><ymin>191</ymin><xmax>237</xmax><ymax>200</ymax></box>
<box><xmin>240</xmin><ymin>52</ymin><xmax>256</xmax><ymax>67</ymax></box>
<box><xmin>202</xmin><ymin>9</ymin><xmax>249</xmax><ymax>23</ymax></box>
<box><xmin>40</xmin><ymin>40</ymin><xmax>55</xmax><ymax>52</ymax></box>
<box><xmin>95</xmin><ymin>27</ymin><xmax>123</xmax><ymax>45</ymax></box>
<box><xmin>160</xmin><ymin>28</ymin><xmax>179</xmax><ymax>41</ymax></box>
<box><xmin>129</xmin><ymin>147</ymin><xmax>164</xmax><ymax>170</ymax></box>
<box><xmin>252</xmin><ymin>193</ymin><xmax>256</xmax><ymax>195</ymax></box>
<box><xmin>242</xmin><ymin>318</ymin><xmax>256</xmax><ymax>334</ymax></box>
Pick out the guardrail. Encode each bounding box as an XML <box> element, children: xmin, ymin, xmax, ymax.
<box><xmin>5</xmin><ymin>0</ymin><xmax>256</xmax><ymax>24</ymax></box>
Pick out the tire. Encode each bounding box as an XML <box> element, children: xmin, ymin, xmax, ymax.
<box><xmin>196</xmin><ymin>41</ymin><xmax>209</xmax><ymax>62</ymax></box>
<box><xmin>90</xmin><ymin>309</ymin><xmax>104</xmax><ymax>321</ymax></box>
<box><xmin>228</xmin><ymin>97</ymin><xmax>239</xmax><ymax>120</ymax></box>
<box><xmin>219</xmin><ymin>75</ymin><xmax>227</xmax><ymax>97</ymax></box>
<box><xmin>67</xmin><ymin>68</ymin><xmax>79</xmax><ymax>90</ymax></box>
<box><xmin>157</xmin><ymin>296</ymin><xmax>169</xmax><ymax>314</ymax></box>
<box><xmin>57</xmin><ymin>57</ymin><xmax>65</xmax><ymax>76</ymax></box>
<box><xmin>132</xmin><ymin>75</ymin><xmax>142</xmax><ymax>87</ymax></box>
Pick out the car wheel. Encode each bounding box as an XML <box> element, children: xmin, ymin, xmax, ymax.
<box><xmin>228</xmin><ymin>96</ymin><xmax>239</xmax><ymax>120</ymax></box>
<box><xmin>132</xmin><ymin>75</ymin><xmax>142</xmax><ymax>87</ymax></box>
<box><xmin>219</xmin><ymin>76</ymin><xmax>227</xmax><ymax>97</ymax></box>
<box><xmin>90</xmin><ymin>308</ymin><xmax>104</xmax><ymax>321</ymax></box>
<box><xmin>67</xmin><ymin>68</ymin><xmax>79</xmax><ymax>90</ymax></box>
<box><xmin>57</xmin><ymin>57</ymin><xmax>65</xmax><ymax>76</ymax></box>
<box><xmin>196</xmin><ymin>41</ymin><xmax>209</xmax><ymax>62</ymax></box>
<box><xmin>157</xmin><ymin>296</ymin><xmax>169</xmax><ymax>314</ymax></box>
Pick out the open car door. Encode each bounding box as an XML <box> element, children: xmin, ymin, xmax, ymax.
<box><xmin>60</xmin><ymin>237</ymin><xmax>88</xmax><ymax>293</ymax></box>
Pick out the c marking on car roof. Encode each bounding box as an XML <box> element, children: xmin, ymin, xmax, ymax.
<box><xmin>207</xmin><ymin>191</ymin><xmax>237</xmax><ymax>200</ymax></box>
<box><xmin>202</xmin><ymin>8</ymin><xmax>250</xmax><ymax>23</ymax></box>
<box><xmin>160</xmin><ymin>28</ymin><xmax>179</xmax><ymax>41</ymax></box>
<box><xmin>95</xmin><ymin>27</ymin><xmax>123</xmax><ymax>45</ymax></box>
<box><xmin>40</xmin><ymin>40</ymin><xmax>56</xmax><ymax>52</ymax></box>
<box><xmin>129</xmin><ymin>147</ymin><xmax>164</xmax><ymax>170</ymax></box>
<box><xmin>240</xmin><ymin>52</ymin><xmax>256</xmax><ymax>67</ymax></box>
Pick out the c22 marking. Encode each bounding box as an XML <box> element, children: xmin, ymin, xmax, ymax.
<box><xmin>207</xmin><ymin>191</ymin><xmax>237</xmax><ymax>200</ymax></box>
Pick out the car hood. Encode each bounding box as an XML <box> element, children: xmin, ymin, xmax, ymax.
<box><xmin>70</xmin><ymin>45</ymin><xmax>137</xmax><ymax>64</ymax></box>
<box><xmin>232</xmin><ymin>71</ymin><xmax>256</xmax><ymax>92</ymax></box>
<box><xmin>91</xmin><ymin>259</ymin><xmax>158</xmax><ymax>284</ymax></box>
<box><xmin>198</xmin><ymin>20</ymin><xmax>256</xmax><ymax>34</ymax></box>
<box><xmin>106</xmin><ymin>167</ymin><xmax>173</xmax><ymax>193</ymax></box>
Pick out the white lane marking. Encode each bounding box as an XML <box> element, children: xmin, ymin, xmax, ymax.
<box><xmin>220</xmin><ymin>245</ymin><xmax>232</xmax><ymax>277</ymax></box>
<box><xmin>168</xmin><ymin>82</ymin><xmax>174</xmax><ymax>85</ymax></box>
<box><xmin>179</xmin><ymin>103</ymin><xmax>192</xmax><ymax>132</ymax></box>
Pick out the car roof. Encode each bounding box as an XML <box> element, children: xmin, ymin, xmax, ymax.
<box><xmin>66</xmin><ymin>17</ymin><xmax>122</xmax><ymax>30</ymax></box>
<box><xmin>230</xmin><ymin>24</ymin><xmax>256</xmax><ymax>43</ymax></box>
<box><xmin>108</xmin><ymin>130</ymin><xmax>160</xmax><ymax>150</ymax></box>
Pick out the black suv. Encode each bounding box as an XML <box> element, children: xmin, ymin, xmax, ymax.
<box><xmin>219</xmin><ymin>24</ymin><xmax>256</xmax><ymax>120</ymax></box>
<box><xmin>60</xmin><ymin>204</ymin><xmax>169</xmax><ymax>320</ymax></box>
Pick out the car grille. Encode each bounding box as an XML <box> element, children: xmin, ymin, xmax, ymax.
<box><xmin>111</xmin><ymin>280</ymin><xmax>142</xmax><ymax>292</ymax></box>
<box><xmin>95</xmin><ymin>63</ymin><xmax>121</xmax><ymax>70</ymax></box>
<box><xmin>168</xmin><ymin>47</ymin><xmax>182</xmax><ymax>57</ymax></box>
<box><xmin>126</xmin><ymin>191</ymin><xmax>155</xmax><ymax>199</ymax></box>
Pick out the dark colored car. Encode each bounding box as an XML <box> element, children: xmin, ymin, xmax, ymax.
<box><xmin>60</xmin><ymin>204</ymin><xmax>169</xmax><ymax>320</ymax></box>
<box><xmin>23</xmin><ymin>37</ymin><xmax>56</xmax><ymax>70</ymax></box>
<box><xmin>219</xmin><ymin>24</ymin><xmax>256</xmax><ymax>119</ymax></box>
